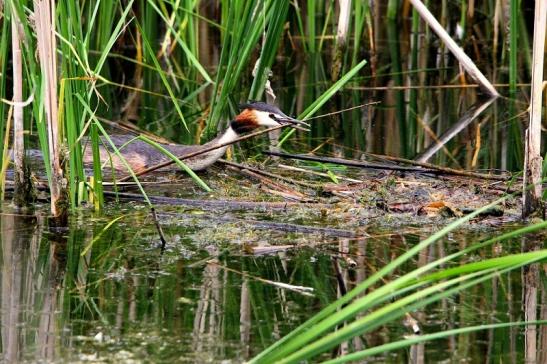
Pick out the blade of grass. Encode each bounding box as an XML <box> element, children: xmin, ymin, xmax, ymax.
<box><xmin>322</xmin><ymin>321</ymin><xmax>547</xmax><ymax>364</ymax></box>
<box><xmin>249</xmin><ymin>194</ymin><xmax>508</xmax><ymax>363</ymax></box>
<box><xmin>75</xmin><ymin>94</ymin><xmax>152</xmax><ymax>205</ymax></box>
<box><xmin>137</xmin><ymin>21</ymin><xmax>188</xmax><ymax>131</ymax></box>
<box><xmin>145</xmin><ymin>0</ymin><xmax>212</xmax><ymax>83</ymax></box>
<box><xmin>275</xmin><ymin>251</ymin><xmax>547</xmax><ymax>363</ymax></box>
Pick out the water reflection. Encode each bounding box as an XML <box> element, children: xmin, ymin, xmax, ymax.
<box><xmin>0</xmin><ymin>208</ymin><xmax>545</xmax><ymax>362</ymax></box>
<box><xmin>0</xmin><ymin>210</ymin><xmax>64</xmax><ymax>363</ymax></box>
<box><xmin>415</xmin><ymin>97</ymin><xmax>497</xmax><ymax>163</ymax></box>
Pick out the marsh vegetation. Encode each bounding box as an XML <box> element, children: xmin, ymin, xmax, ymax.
<box><xmin>0</xmin><ymin>0</ymin><xmax>546</xmax><ymax>363</ymax></box>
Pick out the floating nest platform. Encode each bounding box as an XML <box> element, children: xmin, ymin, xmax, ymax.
<box><xmin>99</xmin><ymin>155</ymin><xmax>524</xmax><ymax>232</ymax></box>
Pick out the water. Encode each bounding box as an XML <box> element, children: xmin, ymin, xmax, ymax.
<box><xmin>1</xmin><ymin>174</ymin><xmax>544</xmax><ymax>363</ymax></box>
<box><xmin>2</xmin><ymin>0</ymin><xmax>545</xmax><ymax>361</ymax></box>
<box><xmin>1</xmin><ymin>91</ymin><xmax>544</xmax><ymax>362</ymax></box>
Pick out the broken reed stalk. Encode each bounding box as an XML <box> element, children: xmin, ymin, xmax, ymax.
<box><xmin>367</xmin><ymin>153</ymin><xmax>511</xmax><ymax>181</ymax></box>
<box><xmin>415</xmin><ymin>97</ymin><xmax>497</xmax><ymax>163</ymax></box>
<box><xmin>220</xmin><ymin>159</ymin><xmax>319</xmax><ymax>189</ymax></box>
<box><xmin>34</xmin><ymin>0</ymin><xmax>65</xmax><ymax>218</ymax></box>
<box><xmin>408</xmin><ymin>0</ymin><xmax>499</xmax><ymax>97</ymax></box>
<box><xmin>117</xmin><ymin>123</ymin><xmax>289</xmax><ymax>182</ymax></box>
<box><xmin>522</xmin><ymin>0</ymin><xmax>546</xmax><ymax>218</ymax></box>
<box><xmin>332</xmin><ymin>0</ymin><xmax>351</xmax><ymax>81</ymax></box>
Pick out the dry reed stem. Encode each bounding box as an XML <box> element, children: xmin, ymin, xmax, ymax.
<box><xmin>34</xmin><ymin>0</ymin><xmax>64</xmax><ymax>217</ymax></box>
<box><xmin>11</xmin><ymin>10</ymin><xmax>25</xmax><ymax>204</ymax></box>
<box><xmin>523</xmin><ymin>0</ymin><xmax>546</xmax><ymax>218</ymax></box>
<box><xmin>332</xmin><ymin>0</ymin><xmax>351</xmax><ymax>81</ymax></box>
<box><xmin>409</xmin><ymin>0</ymin><xmax>499</xmax><ymax>97</ymax></box>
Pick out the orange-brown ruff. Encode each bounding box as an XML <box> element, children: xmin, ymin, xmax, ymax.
<box><xmin>231</xmin><ymin>108</ymin><xmax>259</xmax><ymax>134</ymax></box>
<box><xmin>82</xmin><ymin>102</ymin><xmax>309</xmax><ymax>174</ymax></box>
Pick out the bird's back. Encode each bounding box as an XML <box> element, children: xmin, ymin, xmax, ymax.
<box><xmin>82</xmin><ymin>134</ymin><xmax>228</xmax><ymax>174</ymax></box>
<box><xmin>82</xmin><ymin>135</ymin><xmax>201</xmax><ymax>173</ymax></box>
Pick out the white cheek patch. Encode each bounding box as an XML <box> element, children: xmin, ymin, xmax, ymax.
<box><xmin>255</xmin><ymin>110</ymin><xmax>278</xmax><ymax>126</ymax></box>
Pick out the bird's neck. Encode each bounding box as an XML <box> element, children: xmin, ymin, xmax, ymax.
<box><xmin>176</xmin><ymin>126</ymin><xmax>239</xmax><ymax>171</ymax></box>
<box><xmin>213</xmin><ymin>125</ymin><xmax>240</xmax><ymax>145</ymax></box>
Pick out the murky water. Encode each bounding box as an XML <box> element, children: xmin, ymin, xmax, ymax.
<box><xmin>1</xmin><ymin>190</ymin><xmax>544</xmax><ymax>363</ymax></box>
<box><xmin>2</xmin><ymin>90</ymin><xmax>545</xmax><ymax>362</ymax></box>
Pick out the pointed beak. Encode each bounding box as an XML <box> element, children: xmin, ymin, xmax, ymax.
<box><xmin>274</xmin><ymin>115</ymin><xmax>311</xmax><ymax>131</ymax></box>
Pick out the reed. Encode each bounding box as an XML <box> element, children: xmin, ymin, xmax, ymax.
<box><xmin>408</xmin><ymin>8</ymin><xmax>419</xmax><ymax>155</ymax></box>
<box><xmin>0</xmin><ymin>1</ymin><xmax>535</xmax><ymax>213</ymax></box>
<box><xmin>35</xmin><ymin>0</ymin><xmax>66</xmax><ymax>217</ymax></box>
<box><xmin>10</xmin><ymin>2</ymin><xmax>31</xmax><ymax>207</ymax></box>
<box><xmin>205</xmin><ymin>0</ymin><xmax>273</xmax><ymax>138</ymax></box>
<box><xmin>0</xmin><ymin>6</ymin><xmax>7</xmax><ymax>176</ymax></box>
<box><xmin>248</xmin><ymin>0</ymin><xmax>290</xmax><ymax>101</ymax></box>
<box><xmin>523</xmin><ymin>0</ymin><xmax>546</xmax><ymax>217</ymax></box>
<box><xmin>505</xmin><ymin>0</ymin><xmax>523</xmax><ymax>172</ymax></box>
<box><xmin>387</xmin><ymin>0</ymin><xmax>407</xmax><ymax>156</ymax></box>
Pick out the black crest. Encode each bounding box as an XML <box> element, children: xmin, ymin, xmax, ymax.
<box><xmin>238</xmin><ymin>101</ymin><xmax>289</xmax><ymax>118</ymax></box>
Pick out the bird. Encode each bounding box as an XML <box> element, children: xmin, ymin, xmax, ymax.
<box><xmin>83</xmin><ymin>101</ymin><xmax>309</xmax><ymax>173</ymax></box>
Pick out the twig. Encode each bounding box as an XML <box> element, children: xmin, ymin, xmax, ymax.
<box><xmin>208</xmin><ymin>260</ymin><xmax>314</xmax><ymax>296</ymax></box>
<box><xmin>258</xmin><ymin>186</ymin><xmax>312</xmax><ymax>202</ymax></box>
<box><xmin>348</xmin><ymin>83</ymin><xmax>531</xmax><ymax>91</ymax></box>
<box><xmin>415</xmin><ymin>97</ymin><xmax>496</xmax><ymax>163</ymax></box>
<box><xmin>234</xmin><ymin>168</ymin><xmax>311</xmax><ymax>201</ymax></box>
<box><xmin>332</xmin><ymin>257</ymin><xmax>347</xmax><ymax>295</ymax></box>
<box><xmin>264</xmin><ymin>151</ymin><xmax>441</xmax><ymax>174</ymax></box>
<box><xmin>220</xmin><ymin>159</ymin><xmax>320</xmax><ymax>189</ymax></box>
<box><xmin>304</xmin><ymin>101</ymin><xmax>380</xmax><ymax>120</ymax></box>
<box><xmin>367</xmin><ymin>153</ymin><xmax>512</xmax><ymax>181</ymax></box>
<box><xmin>150</xmin><ymin>207</ymin><xmax>167</xmax><ymax>252</ymax></box>
<box><xmin>409</xmin><ymin>0</ymin><xmax>499</xmax><ymax>96</ymax></box>
<box><xmin>265</xmin><ymin>151</ymin><xmax>511</xmax><ymax>181</ymax></box>
<box><xmin>247</xmin><ymin>245</ymin><xmax>295</xmax><ymax>254</ymax></box>
<box><xmin>277</xmin><ymin>164</ymin><xmax>364</xmax><ymax>183</ymax></box>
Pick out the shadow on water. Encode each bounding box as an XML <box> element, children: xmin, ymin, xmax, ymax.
<box><xmin>0</xmin><ymin>201</ymin><xmax>545</xmax><ymax>363</ymax></box>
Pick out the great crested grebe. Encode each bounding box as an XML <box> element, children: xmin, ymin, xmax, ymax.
<box><xmin>84</xmin><ymin>102</ymin><xmax>309</xmax><ymax>173</ymax></box>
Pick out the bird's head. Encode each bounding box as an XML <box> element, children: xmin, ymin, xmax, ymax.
<box><xmin>230</xmin><ymin>101</ymin><xmax>310</xmax><ymax>134</ymax></box>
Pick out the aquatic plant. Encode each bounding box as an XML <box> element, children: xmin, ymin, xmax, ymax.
<box><xmin>250</xmin><ymin>199</ymin><xmax>547</xmax><ymax>363</ymax></box>
<box><xmin>0</xmin><ymin>1</ymin><xmax>537</xmax><ymax>213</ymax></box>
